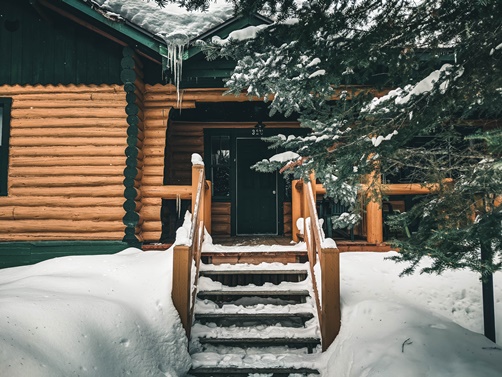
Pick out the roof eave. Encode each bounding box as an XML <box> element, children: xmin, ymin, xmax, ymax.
<box><xmin>38</xmin><ymin>0</ymin><xmax>165</xmax><ymax>64</ymax></box>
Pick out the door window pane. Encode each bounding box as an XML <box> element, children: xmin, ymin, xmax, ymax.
<box><xmin>0</xmin><ymin>107</ymin><xmax>3</xmax><ymax>146</ymax></box>
<box><xmin>0</xmin><ymin>98</ymin><xmax>12</xmax><ymax>196</ymax></box>
<box><xmin>211</xmin><ymin>136</ymin><xmax>230</xmax><ymax>197</ymax></box>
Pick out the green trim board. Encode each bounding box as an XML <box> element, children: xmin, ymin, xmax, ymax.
<box><xmin>0</xmin><ymin>98</ymin><xmax>12</xmax><ymax>196</ymax></box>
<box><xmin>0</xmin><ymin>241</ymin><xmax>129</xmax><ymax>269</ymax></box>
<box><xmin>54</xmin><ymin>0</ymin><xmax>164</xmax><ymax>56</ymax></box>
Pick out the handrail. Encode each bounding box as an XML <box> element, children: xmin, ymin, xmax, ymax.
<box><xmin>189</xmin><ymin>168</ymin><xmax>205</xmax><ymax>243</ymax></box>
<box><xmin>298</xmin><ymin>177</ymin><xmax>341</xmax><ymax>351</ymax></box>
<box><xmin>172</xmin><ymin>156</ymin><xmax>211</xmax><ymax>337</ymax></box>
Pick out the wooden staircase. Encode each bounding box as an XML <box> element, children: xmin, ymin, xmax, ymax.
<box><xmin>188</xmin><ymin>251</ymin><xmax>321</xmax><ymax>376</ymax></box>
<box><xmin>171</xmin><ymin>165</ymin><xmax>340</xmax><ymax>376</ymax></box>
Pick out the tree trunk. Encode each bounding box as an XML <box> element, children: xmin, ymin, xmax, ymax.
<box><xmin>481</xmin><ymin>241</ymin><xmax>496</xmax><ymax>343</ymax></box>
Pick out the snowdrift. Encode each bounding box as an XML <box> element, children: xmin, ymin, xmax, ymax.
<box><xmin>0</xmin><ymin>248</ymin><xmax>190</xmax><ymax>377</ymax></box>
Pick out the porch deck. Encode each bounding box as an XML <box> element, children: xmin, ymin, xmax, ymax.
<box><xmin>142</xmin><ymin>236</ymin><xmax>394</xmax><ymax>252</ymax></box>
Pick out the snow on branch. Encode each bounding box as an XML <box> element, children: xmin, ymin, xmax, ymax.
<box><xmin>212</xmin><ymin>24</ymin><xmax>270</xmax><ymax>45</ymax></box>
<box><xmin>363</xmin><ymin>64</ymin><xmax>464</xmax><ymax>113</ymax></box>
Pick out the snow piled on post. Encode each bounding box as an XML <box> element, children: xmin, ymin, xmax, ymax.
<box><xmin>191</xmin><ymin>153</ymin><xmax>204</xmax><ymax>166</ymax></box>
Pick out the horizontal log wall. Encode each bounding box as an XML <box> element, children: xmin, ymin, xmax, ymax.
<box><xmin>212</xmin><ymin>202</ymin><xmax>231</xmax><ymax>236</ymax></box>
<box><xmin>284</xmin><ymin>202</ymin><xmax>292</xmax><ymax>236</ymax></box>
<box><xmin>0</xmin><ymin>84</ymin><xmax>127</xmax><ymax>241</ymax></box>
<box><xmin>141</xmin><ymin>85</ymin><xmax>171</xmax><ymax>242</ymax></box>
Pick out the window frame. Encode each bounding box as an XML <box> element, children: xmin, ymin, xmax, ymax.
<box><xmin>0</xmin><ymin>98</ymin><xmax>13</xmax><ymax>196</ymax></box>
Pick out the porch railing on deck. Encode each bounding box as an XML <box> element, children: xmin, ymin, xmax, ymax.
<box><xmin>294</xmin><ymin>176</ymin><xmax>341</xmax><ymax>351</ymax></box>
<box><xmin>171</xmin><ymin>157</ymin><xmax>212</xmax><ymax>336</ymax></box>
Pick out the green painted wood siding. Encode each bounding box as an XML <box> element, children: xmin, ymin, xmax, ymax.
<box><xmin>0</xmin><ymin>0</ymin><xmax>122</xmax><ymax>85</ymax></box>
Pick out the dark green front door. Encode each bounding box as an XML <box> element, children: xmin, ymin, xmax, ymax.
<box><xmin>236</xmin><ymin>138</ymin><xmax>278</xmax><ymax>235</ymax></box>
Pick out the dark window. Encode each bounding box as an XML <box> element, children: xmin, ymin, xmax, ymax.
<box><xmin>210</xmin><ymin>135</ymin><xmax>231</xmax><ymax>198</ymax></box>
<box><xmin>0</xmin><ymin>98</ymin><xmax>12</xmax><ymax>196</ymax></box>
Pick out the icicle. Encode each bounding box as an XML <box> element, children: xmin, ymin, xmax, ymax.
<box><xmin>162</xmin><ymin>32</ymin><xmax>189</xmax><ymax>108</ymax></box>
<box><xmin>176</xmin><ymin>194</ymin><xmax>181</xmax><ymax>219</ymax></box>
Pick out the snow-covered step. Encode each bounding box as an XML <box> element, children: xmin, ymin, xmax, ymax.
<box><xmin>198</xmin><ymin>276</ymin><xmax>310</xmax><ymax>290</ymax></box>
<box><xmin>189</xmin><ymin>366</ymin><xmax>319</xmax><ymax>376</ymax></box>
<box><xmin>201</xmin><ymin>250</ymin><xmax>309</xmax><ymax>265</ymax></box>
<box><xmin>194</xmin><ymin>311</ymin><xmax>314</xmax><ymax>327</ymax></box>
<box><xmin>199</xmin><ymin>262</ymin><xmax>309</xmax><ymax>273</ymax></box>
<box><xmin>190</xmin><ymin>249</ymin><xmax>320</xmax><ymax>377</ymax></box>
<box><xmin>196</xmin><ymin>291</ymin><xmax>310</xmax><ymax>306</ymax></box>
<box><xmin>197</xmin><ymin>276</ymin><xmax>311</xmax><ymax>304</ymax></box>
<box><xmin>197</xmin><ymin>336</ymin><xmax>321</xmax><ymax>353</ymax></box>
<box><xmin>197</xmin><ymin>289</ymin><xmax>310</xmax><ymax>298</ymax></box>
<box><xmin>199</xmin><ymin>262</ymin><xmax>309</xmax><ymax>286</ymax></box>
<box><xmin>195</xmin><ymin>300</ymin><xmax>315</xmax><ymax>314</ymax></box>
<box><xmin>190</xmin><ymin>352</ymin><xmax>320</xmax><ymax>376</ymax></box>
<box><xmin>191</xmin><ymin>318</ymin><xmax>319</xmax><ymax>338</ymax></box>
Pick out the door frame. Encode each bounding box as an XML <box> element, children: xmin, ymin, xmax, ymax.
<box><xmin>205</xmin><ymin>128</ymin><xmax>297</xmax><ymax>236</ymax></box>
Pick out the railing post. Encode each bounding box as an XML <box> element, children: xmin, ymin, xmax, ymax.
<box><xmin>320</xmin><ymin>247</ymin><xmax>341</xmax><ymax>351</ymax></box>
<box><xmin>191</xmin><ymin>163</ymin><xmax>204</xmax><ymax>214</ymax></box>
<box><xmin>310</xmin><ymin>173</ymin><xmax>317</xmax><ymax>198</ymax></box>
<box><xmin>172</xmin><ymin>245</ymin><xmax>192</xmax><ymax>336</ymax></box>
<box><xmin>302</xmin><ymin>180</ymin><xmax>311</xmax><ymax>251</ymax></box>
<box><xmin>291</xmin><ymin>180</ymin><xmax>302</xmax><ymax>242</ymax></box>
<box><xmin>366</xmin><ymin>169</ymin><xmax>383</xmax><ymax>244</ymax></box>
<box><xmin>204</xmin><ymin>181</ymin><xmax>212</xmax><ymax>234</ymax></box>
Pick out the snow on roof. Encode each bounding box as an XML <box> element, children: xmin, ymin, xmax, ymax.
<box><xmin>90</xmin><ymin>0</ymin><xmax>235</xmax><ymax>39</ymax></box>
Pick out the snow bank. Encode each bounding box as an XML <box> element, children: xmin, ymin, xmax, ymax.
<box><xmin>320</xmin><ymin>251</ymin><xmax>502</xmax><ymax>376</ymax></box>
<box><xmin>1</xmin><ymin>245</ymin><xmax>501</xmax><ymax>377</ymax></box>
<box><xmin>0</xmin><ymin>248</ymin><xmax>190</xmax><ymax>377</ymax></box>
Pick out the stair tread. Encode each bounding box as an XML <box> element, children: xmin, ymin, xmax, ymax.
<box><xmin>192</xmin><ymin>322</ymin><xmax>319</xmax><ymax>340</ymax></box>
<box><xmin>200</xmin><ymin>261</ymin><xmax>308</xmax><ymax>272</ymax></box>
<box><xmin>201</xmin><ymin>250</ymin><xmax>307</xmax><ymax>255</ymax></box>
<box><xmin>191</xmin><ymin>352</ymin><xmax>320</xmax><ymax>373</ymax></box>
<box><xmin>189</xmin><ymin>366</ymin><xmax>319</xmax><ymax>375</ymax></box>
<box><xmin>196</xmin><ymin>300</ymin><xmax>314</xmax><ymax>313</ymax></box>
<box><xmin>198</xmin><ymin>289</ymin><xmax>310</xmax><ymax>295</ymax></box>
<box><xmin>197</xmin><ymin>336</ymin><xmax>320</xmax><ymax>343</ymax></box>
<box><xmin>200</xmin><ymin>269</ymin><xmax>308</xmax><ymax>275</ymax></box>
<box><xmin>195</xmin><ymin>312</ymin><xmax>314</xmax><ymax>318</ymax></box>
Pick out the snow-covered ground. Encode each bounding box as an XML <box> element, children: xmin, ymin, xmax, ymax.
<box><xmin>321</xmin><ymin>252</ymin><xmax>502</xmax><ymax>377</ymax></box>
<box><xmin>0</xmin><ymin>245</ymin><xmax>500</xmax><ymax>376</ymax></box>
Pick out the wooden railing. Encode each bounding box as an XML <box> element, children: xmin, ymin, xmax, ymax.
<box><xmin>293</xmin><ymin>176</ymin><xmax>341</xmax><ymax>351</ymax></box>
<box><xmin>171</xmin><ymin>157</ymin><xmax>212</xmax><ymax>336</ymax></box>
<box><xmin>292</xmin><ymin>178</ymin><xmax>449</xmax><ymax>245</ymax></box>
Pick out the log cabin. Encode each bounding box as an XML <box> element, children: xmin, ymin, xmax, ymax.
<box><xmin>0</xmin><ymin>0</ymin><xmax>443</xmax><ymax>268</ymax></box>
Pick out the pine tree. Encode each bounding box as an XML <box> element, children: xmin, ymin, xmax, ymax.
<box><xmin>159</xmin><ymin>0</ymin><xmax>502</xmax><ymax>342</ymax></box>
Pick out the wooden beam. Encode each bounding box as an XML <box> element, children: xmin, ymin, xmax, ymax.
<box><xmin>142</xmin><ymin>185</ymin><xmax>191</xmax><ymax>199</ymax></box>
